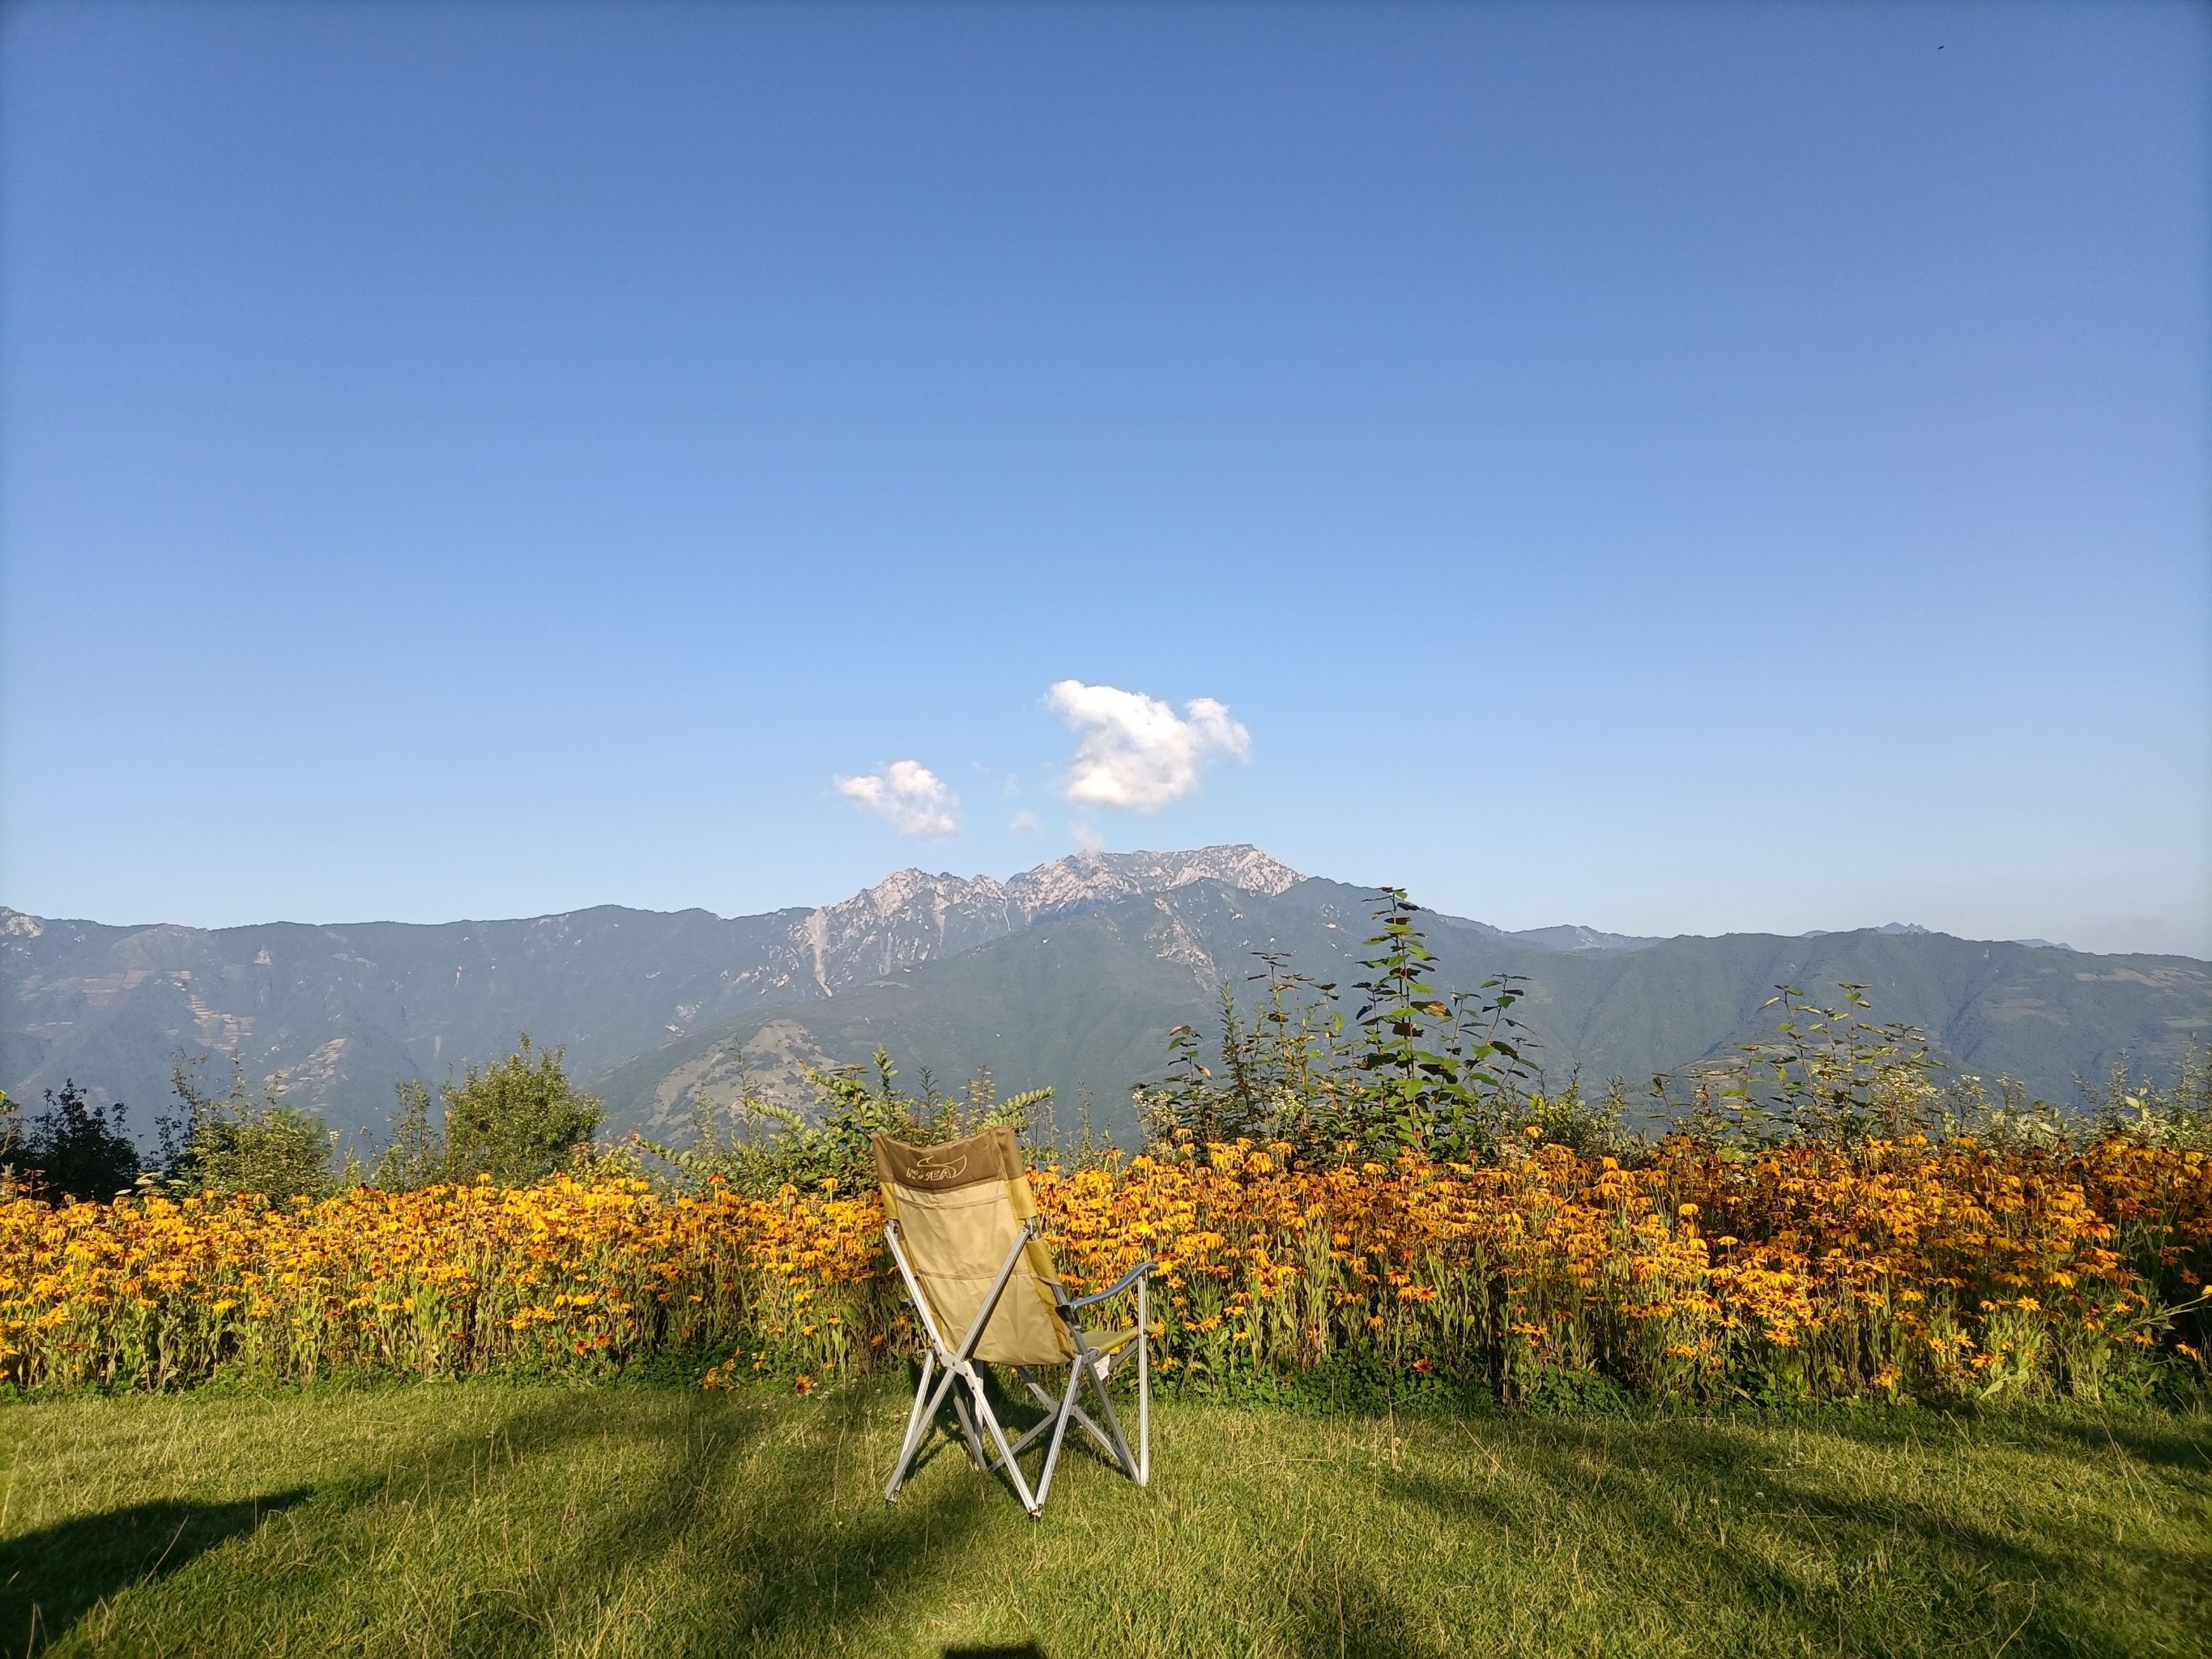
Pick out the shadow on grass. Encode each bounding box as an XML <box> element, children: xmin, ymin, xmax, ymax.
<box><xmin>271</xmin><ymin>1381</ymin><xmax>1005</xmax><ymax>1655</ymax></box>
<box><xmin>20</xmin><ymin>1381</ymin><xmax>1016</xmax><ymax>1655</ymax></box>
<box><xmin>872</xmin><ymin>1359</ymin><xmax>1132</xmax><ymax>1510</ymax></box>
<box><xmin>572</xmin><ymin>1382</ymin><xmax>1008</xmax><ymax>1651</ymax></box>
<box><xmin>385</xmin><ymin>1392</ymin><xmax>2206</xmax><ymax>1658</ymax></box>
<box><xmin>1386</xmin><ymin>1413</ymin><xmax>2210</xmax><ymax>1659</ymax></box>
<box><xmin>2022</xmin><ymin>1410</ymin><xmax>2212</xmax><ymax>1479</ymax></box>
<box><xmin>1283</xmin><ymin>1557</ymin><xmax>1441</xmax><ymax>1659</ymax></box>
<box><xmin>0</xmin><ymin>1488</ymin><xmax>309</xmax><ymax>1657</ymax></box>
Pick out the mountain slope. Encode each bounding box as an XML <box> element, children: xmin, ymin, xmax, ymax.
<box><xmin>592</xmin><ymin>878</ymin><xmax>2212</xmax><ymax>1143</ymax></box>
<box><xmin>8</xmin><ymin>850</ymin><xmax>2206</xmax><ymax>1146</ymax></box>
<box><xmin>0</xmin><ymin>847</ymin><xmax>1298</xmax><ymax>1134</ymax></box>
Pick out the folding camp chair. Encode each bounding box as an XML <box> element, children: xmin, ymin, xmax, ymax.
<box><xmin>875</xmin><ymin>1125</ymin><xmax>1151</xmax><ymax>1519</ymax></box>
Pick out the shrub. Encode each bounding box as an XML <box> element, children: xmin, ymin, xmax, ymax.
<box><xmin>160</xmin><ymin>1058</ymin><xmax>338</xmax><ymax>1202</ymax></box>
<box><xmin>440</xmin><ymin>1035</ymin><xmax>603</xmax><ymax>1184</ymax></box>
<box><xmin>370</xmin><ymin>1036</ymin><xmax>604</xmax><ymax>1189</ymax></box>
<box><xmin>650</xmin><ymin>1049</ymin><xmax>1049</xmax><ymax>1199</ymax></box>
<box><xmin>17</xmin><ymin>1081</ymin><xmax>139</xmax><ymax>1201</ymax></box>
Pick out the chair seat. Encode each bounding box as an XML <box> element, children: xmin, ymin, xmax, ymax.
<box><xmin>876</xmin><ymin>1125</ymin><xmax>1149</xmax><ymax>1516</ymax></box>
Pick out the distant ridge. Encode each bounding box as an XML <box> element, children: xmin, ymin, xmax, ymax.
<box><xmin>0</xmin><ymin>847</ymin><xmax>1303</xmax><ymax>1133</ymax></box>
<box><xmin>1804</xmin><ymin>922</ymin><xmax>2073</xmax><ymax>950</ymax></box>
<box><xmin>3</xmin><ymin>847</ymin><xmax>2203</xmax><ymax>1141</ymax></box>
<box><xmin>1445</xmin><ymin>915</ymin><xmax>1661</xmax><ymax>953</ymax></box>
<box><xmin>593</xmin><ymin>882</ymin><xmax>2210</xmax><ymax>1143</ymax></box>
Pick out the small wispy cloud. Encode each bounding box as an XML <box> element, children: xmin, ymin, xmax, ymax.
<box><xmin>1046</xmin><ymin>680</ymin><xmax>1251</xmax><ymax>811</ymax></box>
<box><xmin>835</xmin><ymin>760</ymin><xmax>958</xmax><ymax>837</ymax></box>
<box><xmin>1008</xmin><ymin>809</ymin><xmax>1042</xmax><ymax>834</ymax></box>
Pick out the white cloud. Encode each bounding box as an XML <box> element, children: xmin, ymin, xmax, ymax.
<box><xmin>1008</xmin><ymin>809</ymin><xmax>1042</xmax><ymax>834</ymax></box>
<box><xmin>1046</xmin><ymin>680</ymin><xmax>1251</xmax><ymax>811</ymax></box>
<box><xmin>835</xmin><ymin>760</ymin><xmax>959</xmax><ymax>837</ymax></box>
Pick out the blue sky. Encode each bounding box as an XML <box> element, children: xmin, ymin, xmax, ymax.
<box><xmin>2</xmin><ymin>2</ymin><xmax>2207</xmax><ymax>956</ymax></box>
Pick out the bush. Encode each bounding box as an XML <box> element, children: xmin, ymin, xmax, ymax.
<box><xmin>650</xmin><ymin>1049</ymin><xmax>1049</xmax><ymax>1199</ymax></box>
<box><xmin>160</xmin><ymin>1058</ymin><xmax>339</xmax><ymax>1202</ymax></box>
<box><xmin>0</xmin><ymin>1087</ymin><xmax>23</xmax><ymax>1198</ymax></box>
<box><xmin>19</xmin><ymin>1081</ymin><xmax>139</xmax><ymax>1201</ymax></box>
<box><xmin>373</xmin><ymin>1035</ymin><xmax>603</xmax><ymax>1188</ymax></box>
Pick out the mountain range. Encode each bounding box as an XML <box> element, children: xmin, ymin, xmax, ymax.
<box><xmin>5</xmin><ymin>847</ymin><xmax>2206</xmax><ymax>1145</ymax></box>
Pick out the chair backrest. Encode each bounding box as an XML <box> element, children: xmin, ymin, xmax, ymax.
<box><xmin>873</xmin><ymin>1125</ymin><xmax>1072</xmax><ymax>1367</ymax></box>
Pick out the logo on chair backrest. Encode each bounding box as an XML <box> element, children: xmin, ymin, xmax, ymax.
<box><xmin>909</xmin><ymin>1150</ymin><xmax>970</xmax><ymax>1183</ymax></box>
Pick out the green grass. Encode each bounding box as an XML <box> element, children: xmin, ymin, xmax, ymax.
<box><xmin>2</xmin><ymin>1380</ymin><xmax>2207</xmax><ymax>1658</ymax></box>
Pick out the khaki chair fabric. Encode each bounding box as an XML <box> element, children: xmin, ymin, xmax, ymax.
<box><xmin>874</xmin><ymin>1126</ymin><xmax>1070</xmax><ymax>1367</ymax></box>
<box><xmin>876</xmin><ymin>1125</ymin><xmax>1152</xmax><ymax>1518</ymax></box>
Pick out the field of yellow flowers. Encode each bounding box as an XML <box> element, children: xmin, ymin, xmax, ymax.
<box><xmin>3</xmin><ymin>1133</ymin><xmax>2207</xmax><ymax>1405</ymax></box>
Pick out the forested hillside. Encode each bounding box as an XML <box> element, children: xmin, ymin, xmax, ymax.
<box><xmin>6</xmin><ymin>850</ymin><xmax>2204</xmax><ymax>1145</ymax></box>
<box><xmin>0</xmin><ymin>849</ymin><xmax>1293</xmax><ymax>1134</ymax></box>
<box><xmin>591</xmin><ymin>877</ymin><xmax>2211</xmax><ymax>1143</ymax></box>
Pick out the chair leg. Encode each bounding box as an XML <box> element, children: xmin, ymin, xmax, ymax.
<box><xmin>885</xmin><ymin>1350</ymin><xmax>957</xmax><ymax>1503</ymax></box>
<box><xmin>1137</xmin><ymin>1277</ymin><xmax>1150</xmax><ymax>1486</ymax></box>
<box><xmin>891</xmin><ymin>1353</ymin><xmax>936</xmax><ymax>1469</ymax></box>
<box><xmin>1031</xmin><ymin>1358</ymin><xmax>1087</xmax><ymax>1508</ymax></box>
<box><xmin>949</xmin><ymin>1384</ymin><xmax>989</xmax><ymax>1471</ymax></box>
<box><xmin>1081</xmin><ymin>1353</ymin><xmax>1142</xmax><ymax>1482</ymax></box>
<box><xmin>1061</xmin><ymin>1392</ymin><xmax>1120</xmax><ymax>1463</ymax></box>
<box><xmin>964</xmin><ymin>1370</ymin><xmax>1042</xmax><ymax>1517</ymax></box>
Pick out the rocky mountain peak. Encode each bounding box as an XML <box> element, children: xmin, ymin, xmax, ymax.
<box><xmin>1003</xmin><ymin>844</ymin><xmax>1301</xmax><ymax>917</ymax></box>
<box><xmin>788</xmin><ymin>845</ymin><xmax>1303</xmax><ymax>992</ymax></box>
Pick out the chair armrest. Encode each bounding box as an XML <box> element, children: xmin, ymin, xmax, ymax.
<box><xmin>1065</xmin><ymin>1260</ymin><xmax>1154</xmax><ymax>1312</ymax></box>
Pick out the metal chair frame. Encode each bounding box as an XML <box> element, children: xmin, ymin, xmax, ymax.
<box><xmin>881</xmin><ymin>1214</ymin><xmax>1151</xmax><ymax>1519</ymax></box>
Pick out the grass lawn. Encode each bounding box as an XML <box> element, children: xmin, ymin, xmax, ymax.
<box><xmin>2</xmin><ymin>1378</ymin><xmax>2206</xmax><ymax>1658</ymax></box>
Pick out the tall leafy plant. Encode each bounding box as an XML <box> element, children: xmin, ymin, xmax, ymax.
<box><xmin>1134</xmin><ymin>888</ymin><xmax>1533</xmax><ymax>1163</ymax></box>
<box><xmin>0</xmin><ymin>1087</ymin><xmax>23</xmax><ymax>1198</ymax></box>
<box><xmin>1745</xmin><ymin>983</ymin><xmax>1942</xmax><ymax>1144</ymax></box>
<box><xmin>160</xmin><ymin>1056</ymin><xmax>339</xmax><ymax>1201</ymax></box>
<box><xmin>650</xmin><ymin>1046</ymin><xmax>1051</xmax><ymax>1197</ymax></box>
<box><xmin>1349</xmin><ymin>888</ymin><xmax>1531</xmax><ymax>1160</ymax></box>
<box><xmin>1658</xmin><ymin>983</ymin><xmax>1942</xmax><ymax>1149</ymax></box>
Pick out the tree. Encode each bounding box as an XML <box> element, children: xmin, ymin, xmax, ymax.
<box><xmin>372</xmin><ymin>1079</ymin><xmax>446</xmax><ymax>1190</ymax></box>
<box><xmin>438</xmin><ymin>1035</ymin><xmax>602</xmax><ymax>1184</ymax></box>
<box><xmin>21</xmin><ymin>1081</ymin><xmax>140</xmax><ymax>1200</ymax></box>
<box><xmin>0</xmin><ymin>1087</ymin><xmax>22</xmax><ymax>1198</ymax></box>
<box><xmin>160</xmin><ymin>1056</ymin><xmax>336</xmax><ymax>1202</ymax></box>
